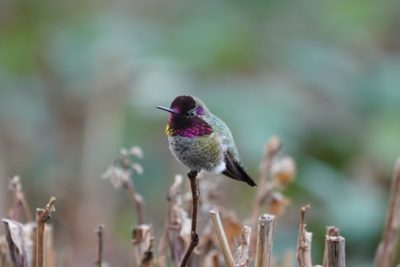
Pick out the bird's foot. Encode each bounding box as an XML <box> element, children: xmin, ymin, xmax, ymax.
<box><xmin>187</xmin><ymin>170</ymin><xmax>199</xmax><ymax>179</ymax></box>
<box><xmin>190</xmin><ymin>231</ymin><xmax>199</xmax><ymax>246</ymax></box>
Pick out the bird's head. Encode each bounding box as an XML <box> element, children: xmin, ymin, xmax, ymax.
<box><xmin>157</xmin><ymin>95</ymin><xmax>208</xmax><ymax>118</ymax></box>
<box><xmin>157</xmin><ymin>95</ymin><xmax>212</xmax><ymax>137</ymax></box>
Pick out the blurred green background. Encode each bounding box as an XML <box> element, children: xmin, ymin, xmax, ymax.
<box><xmin>1</xmin><ymin>0</ymin><xmax>400</xmax><ymax>266</ymax></box>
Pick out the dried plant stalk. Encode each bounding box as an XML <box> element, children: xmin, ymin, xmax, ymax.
<box><xmin>255</xmin><ymin>214</ymin><xmax>275</xmax><ymax>267</ymax></box>
<box><xmin>323</xmin><ymin>227</ymin><xmax>339</xmax><ymax>267</ymax></box>
<box><xmin>36</xmin><ymin>197</ymin><xmax>56</xmax><ymax>267</ymax></box>
<box><xmin>3</xmin><ymin>219</ymin><xmax>29</xmax><ymax>267</ymax></box>
<box><xmin>124</xmin><ymin>180</ymin><xmax>145</xmax><ymax>225</ymax></box>
<box><xmin>297</xmin><ymin>205</ymin><xmax>312</xmax><ymax>267</ymax></box>
<box><xmin>102</xmin><ymin>146</ymin><xmax>145</xmax><ymax>225</ymax></box>
<box><xmin>235</xmin><ymin>225</ymin><xmax>252</xmax><ymax>267</ymax></box>
<box><xmin>209</xmin><ymin>210</ymin><xmax>235</xmax><ymax>267</ymax></box>
<box><xmin>132</xmin><ymin>224</ymin><xmax>154</xmax><ymax>267</ymax></box>
<box><xmin>374</xmin><ymin>159</ymin><xmax>400</xmax><ymax>267</ymax></box>
<box><xmin>31</xmin><ymin>226</ymin><xmax>37</xmax><ymax>267</ymax></box>
<box><xmin>251</xmin><ymin>136</ymin><xmax>281</xmax><ymax>224</ymax></box>
<box><xmin>8</xmin><ymin>176</ymin><xmax>32</xmax><ymax>222</ymax></box>
<box><xmin>325</xmin><ymin>236</ymin><xmax>345</xmax><ymax>267</ymax></box>
<box><xmin>44</xmin><ymin>225</ymin><xmax>55</xmax><ymax>267</ymax></box>
<box><xmin>179</xmin><ymin>171</ymin><xmax>200</xmax><ymax>267</ymax></box>
<box><xmin>94</xmin><ymin>224</ymin><xmax>104</xmax><ymax>267</ymax></box>
<box><xmin>159</xmin><ymin>175</ymin><xmax>189</xmax><ymax>267</ymax></box>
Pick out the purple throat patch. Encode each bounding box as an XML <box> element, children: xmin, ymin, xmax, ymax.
<box><xmin>172</xmin><ymin>121</ymin><xmax>212</xmax><ymax>137</ymax></box>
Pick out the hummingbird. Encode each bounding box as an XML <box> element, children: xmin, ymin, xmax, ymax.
<box><xmin>157</xmin><ymin>95</ymin><xmax>257</xmax><ymax>187</ymax></box>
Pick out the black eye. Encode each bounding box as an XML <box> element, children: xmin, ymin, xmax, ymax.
<box><xmin>186</xmin><ymin>110</ymin><xmax>196</xmax><ymax>116</ymax></box>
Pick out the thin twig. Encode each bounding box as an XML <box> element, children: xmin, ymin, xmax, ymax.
<box><xmin>374</xmin><ymin>159</ymin><xmax>400</xmax><ymax>267</ymax></box>
<box><xmin>45</xmin><ymin>225</ymin><xmax>56</xmax><ymax>267</ymax></box>
<box><xmin>209</xmin><ymin>210</ymin><xmax>235</xmax><ymax>267</ymax></box>
<box><xmin>251</xmin><ymin>136</ymin><xmax>281</xmax><ymax>225</ymax></box>
<box><xmin>123</xmin><ymin>180</ymin><xmax>145</xmax><ymax>225</ymax></box>
<box><xmin>8</xmin><ymin>176</ymin><xmax>32</xmax><ymax>222</ymax></box>
<box><xmin>296</xmin><ymin>205</ymin><xmax>312</xmax><ymax>267</ymax></box>
<box><xmin>255</xmin><ymin>214</ymin><xmax>275</xmax><ymax>267</ymax></box>
<box><xmin>160</xmin><ymin>175</ymin><xmax>186</xmax><ymax>267</ymax></box>
<box><xmin>36</xmin><ymin>197</ymin><xmax>56</xmax><ymax>267</ymax></box>
<box><xmin>95</xmin><ymin>224</ymin><xmax>104</xmax><ymax>267</ymax></box>
<box><xmin>179</xmin><ymin>170</ymin><xmax>199</xmax><ymax>267</ymax></box>
<box><xmin>102</xmin><ymin>146</ymin><xmax>144</xmax><ymax>226</ymax></box>
<box><xmin>158</xmin><ymin>220</ymin><xmax>169</xmax><ymax>267</ymax></box>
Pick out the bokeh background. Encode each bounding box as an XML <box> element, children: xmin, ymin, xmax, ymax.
<box><xmin>1</xmin><ymin>0</ymin><xmax>400</xmax><ymax>266</ymax></box>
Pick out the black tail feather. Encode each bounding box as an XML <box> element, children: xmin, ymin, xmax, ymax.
<box><xmin>223</xmin><ymin>152</ymin><xmax>257</xmax><ymax>187</ymax></box>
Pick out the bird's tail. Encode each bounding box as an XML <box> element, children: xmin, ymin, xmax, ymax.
<box><xmin>223</xmin><ymin>153</ymin><xmax>257</xmax><ymax>187</ymax></box>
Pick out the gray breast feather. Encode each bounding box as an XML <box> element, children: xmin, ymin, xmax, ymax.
<box><xmin>168</xmin><ymin>134</ymin><xmax>224</xmax><ymax>172</ymax></box>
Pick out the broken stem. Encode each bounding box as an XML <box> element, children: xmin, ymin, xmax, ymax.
<box><xmin>296</xmin><ymin>205</ymin><xmax>312</xmax><ymax>267</ymax></box>
<box><xmin>36</xmin><ymin>197</ymin><xmax>56</xmax><ymax>267</ymax></box>
<box><xmin>179</xmin><ymin>170</ymin><xmax>199</xmax><ymax>267</ymax></box>
<box><xmin>95</xmin><ymin>224</ymin><xmax>104</xmax><ymax>267</ymax></box>
<box><xmin>251</xmin><ymin>136</ymin><xmax>281</xmax><ymax>225</ymax></box>
<box><xmin>326</xmin><ymin>236</ymin><xmax>345</xmax><ymax>267</ymax></box>
<box><xmin>9</xmin><ymin>176</ymin><xmax>32</xmax><ymax>222</ymax></box>
<box><xmin>255</xmin><ymin>214</ymin><xmax>275</xmax><ymax>267</ymax></box>
<box><xmin>123</xmin><ymin>179</ymin><xmax>144</xmax><ymax>225</ymax></box>
<box><xmin>236</xmin><ymin>226</ymin><xmax>252</xmax><ymax>267</ymax></box>
<box><xmin>209</xmin><ymin>210</ymin><xmax>235</xmax><ymax>267</ymax></box>
<box><xmin>323</xmin><ymin>227</ymin><xmax>339</xmax><ymax>267</ymax></box>
<box><xmin>160</xmin><ymin>175</ymin><xmax>184</xmax><ymax>267</ymax></box>
<box><xmin>374</xmin><ymin>159</ymin><xmax>400</xmax><ymax>267</ymax></box>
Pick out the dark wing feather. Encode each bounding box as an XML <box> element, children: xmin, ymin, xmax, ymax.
<box><xmin>222</xmin><ymin>151</ymin><xmax>257</xmax><ymax>187</ymax></box>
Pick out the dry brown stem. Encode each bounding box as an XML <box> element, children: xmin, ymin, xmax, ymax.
<box><xmin>102</xmin><ymin>146</ymin><xmax>145</xmax><ymax>226</ymax></box>
<box><xmin>2</xmin><ymin>219</ymin><xmax>32</xmax><ymax>267</ymax></box>
<box><xmin>325</xmin><ymin>236</ymin><xmax>345</xmax><ymax>267</ymax></box>
<box><xmin>94</xmin><ymin>224</ymin><xmax>104</xmax><ymax>267</ymax></box>
<box><xmin>8</xmin><ymin>176</ymin><xmax>32</xmax><ymax>222</ymax></box>
<box><xmin>251</xmin><ymin>136</ymin><xmax>281</xmax><ymax>224</ymax></box>
<box><xmin>235</xmin><ymin>225</ymin><xmax>252</xmax><ymax>267</ymax></box>
<box><xmin>123</xmin><ymin>180</ymin><xmax>145</xmax><ymax>226</ymax></box>
<box><xmin>36</xmin><ymin>197</ymin><xmax>56</xmax><ymax>267</ymax></box>
<box><xmin>179</xmin><ymin>171</ymin><xmax>199</xmax><ymax>267</ymax></box>
<box><xmin>323</xmin><ymin>227</ymin><xmax>339</xmax><ymax>266</ymax></box>
<box><xmin>296</xmin><ymin>205</ymin><xmax>312</xmax><ymax>267</ymax></box>
<box><xmin>255</xmin><ymin>214</ymin><xmax>275</xmax><ymax>267</ymax></box>
<box><xmin>44</xmin><ymin>225</ymin><xmax>55</xmax><ymax>267</ymax></box>
<box><xmin>209</xmin><ymin>210</ymin><xmax>235</xmax><ymax>267</ymax></box>
<box><xmin>159</xmin><ymin>175</ymin><xmax>187</xmax><ymax>267</ymax></box>
<box><xmin>132</xmin><ymin>224</ymin><xmax>154</xmax><ymax>267</ymax></box>
<box><xmin>374</xmin><ymin>159</ymin><xmax>400</xmax><ymax>267</ymax></box>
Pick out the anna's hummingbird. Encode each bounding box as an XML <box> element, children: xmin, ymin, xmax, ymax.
<box><xmin>157</xmin><ymin>95</ymin><xmax>256</xmax><ymax>187</ymax></box>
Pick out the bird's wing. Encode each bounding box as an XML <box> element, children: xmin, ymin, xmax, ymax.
<box><xmin>209</xmin><ymin>115</ymin><xmax>257</xmax><ymax>187</ymax></box>
<box><xmin>223</xmin><ymin>150</ymin><xmax>257</xmax><ymax>187</ymax></box>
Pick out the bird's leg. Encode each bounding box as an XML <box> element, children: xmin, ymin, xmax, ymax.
<box><xmin>179</xmin><ymin>170</ymin><xmax>199</xmax><ymax>267</ymax></box>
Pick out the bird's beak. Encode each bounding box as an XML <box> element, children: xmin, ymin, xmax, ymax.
<box><xmin>156</xmin><ymin>106</ymin><xmax>178</xmax><ymax>115</ymax></box>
